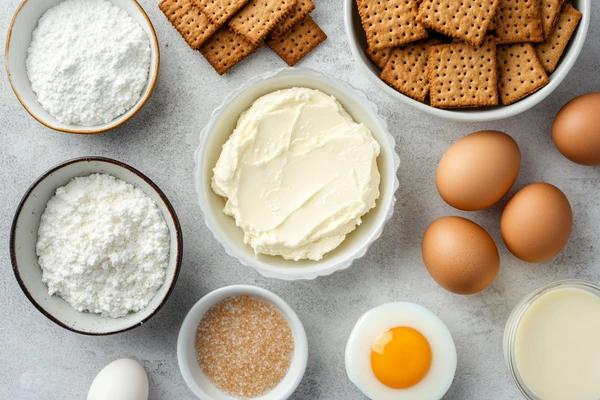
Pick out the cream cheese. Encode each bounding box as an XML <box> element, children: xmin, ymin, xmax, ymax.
<box><xmin>211</xmin><ymin>87</ymin><xmax>381</xmax><ymax>261</ymax></box>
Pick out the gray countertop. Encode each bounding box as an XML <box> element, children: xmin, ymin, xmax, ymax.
<box><xmin>1</xmin><ymin>1</ymin><xmax>599</xmax><ymax>399</ymax></box>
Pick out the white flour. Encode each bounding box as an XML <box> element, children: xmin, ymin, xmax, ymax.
<box><xmin>36</xmin><ymin>174</ymin><xmax>170</xmax><ymax>318</ymax></box>
<box><xmin>26</xmin><ymin>0</ymin><xmax>151</xmax><ymax>126</ymax></box>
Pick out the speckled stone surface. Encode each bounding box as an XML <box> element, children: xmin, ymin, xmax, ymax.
<box><xmin>1</xmin><ymin>1</ymin><xmax>599</xmax><ymax>399</ymax></box>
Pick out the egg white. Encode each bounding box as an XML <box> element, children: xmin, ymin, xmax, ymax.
<box><xmin>345</xmin><ymin>302</ymin><xmax>457</xmax><ymax>400</ymax></box>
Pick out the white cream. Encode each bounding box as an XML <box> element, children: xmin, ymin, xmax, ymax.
<box><xmin>211</xmin><ymin>87</ymin><xmax>381</xmax><ymax>261</ymax></box>
<box><xmin>515</xmin><ymin>288</ymin><xmax>600</xmax><ymax>400</ymax></box>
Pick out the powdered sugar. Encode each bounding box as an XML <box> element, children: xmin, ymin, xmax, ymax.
<box><xmin>26</xmin><ymin>0</ymin><xmax>151</xmax><ymax>126</ymax></box>
<box><xmin>36</xmin><ymin>174</ymin><xmax>170</xmax><ymax>318</ymax></box>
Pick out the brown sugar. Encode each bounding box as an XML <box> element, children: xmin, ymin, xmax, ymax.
<box><xmin>195</xmin><ymin>295</ymin><xmax>295</xmax><ymax>398</ymax></box>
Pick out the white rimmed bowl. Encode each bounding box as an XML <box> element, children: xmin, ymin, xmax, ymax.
<box><xmin>344</xmin><ymin>0</ymin><xmax>590</xmax><ymax>122</ymax></box>
<box><xmin>194</xmin><ymin>68</ymin><xmax>400</xmax><ymax>280</ymax></box>
<box><xmin>5</xmin><ymin>0</ymin><xmax>160</xmax><ymax>134</ymax></box>
<box><xmin>177</xmin><ymin>285</ymin><xmax>308</xmax><ymax>400</ymax></box>
<box><xmin>10</xmin><ymin>157</ymin><xmax>183</xmax><ymax>335</ymax></box>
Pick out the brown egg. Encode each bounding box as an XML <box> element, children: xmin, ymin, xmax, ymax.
<box><xmin>553</xmin><ymin>93</ymin><xmax>600</xmax><ymax>166</ymax></box>
<box><xmin>436</xmin><ymin>130</ymin><xmax>521</xmax><ymax>211</ymax></box>
<box><xmin>501</xmin><ymin>183</ymin><xmax>573</xmax><ymax>263</ymax></box>
<box><xmin>422</xmin><ymin>216</ymin><xmax>500</xmax><ymax>295</ymax></box>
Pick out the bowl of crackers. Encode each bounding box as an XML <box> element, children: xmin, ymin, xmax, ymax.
<box><xmin>344</xmin><ymin>0</ymin><xmax>590</xmax><ymax>122</ymax></box>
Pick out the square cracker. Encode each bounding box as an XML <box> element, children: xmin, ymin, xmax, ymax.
<box><xmin>194</xmin><ymin>0</ymin><xmax>250</xmax><ymax>26</ymax></box>
<box><xmin>417</xmin><ymin>0</ymin><xmax>498</xmax><ymax>47</ymax></box>
<box><xmin>358</xmin><ymin>0</ymin><xmax>427</xmax><ymax>51</ymax></box>
<box><xmin>267</xmin><ymin>15</ymin><xmax>326</xmax><ymax>66</ymax></box>
<box><xmin>380</xmin><ymin>39</ymin><xmax>440</xmax><ymax>102</ymax></box>
<box><xmin>200</xmin><ymin>26</ymin><xmax>262</xmax><ymax>74</ymax></box>
<box><xmin>541</xmin><ymin>0</ymin><xmax>564</xmax><ymax>39</ymax></box>
<box><xmin>159</xmin><ymin>0</ymin><xmax>218</xmax><ymax>50</ymax></box>
<box><xmin>367</xmin><ymin>47</ymin><xmax>394</xmax><ymax>70</ymax></box>
<box><xmin>229</xmin><ymin>0</ymin><xmax>297</xmax><ymax>44</ymax></box>
<box><xmin>497</xmin><ymin>43</ymin><xmax>549</xmax><ymax>105</ymax></box>
<box><xmin>428</xmin><ymin>36</ymin><xmax>498</xmax><ymax>108</ymax></box>
<box><xmin>494</xmin><ymin>0</ymin><xmax>544</xmax><ymax>44</ymax></box>
<box><xmin>535</xmin><ymin>4</ymin><xmax>582</xmax><ymax>73</ymax></box>
<box><xmin>270</xmin><ymin>0</ymin><xmax>315</xmax><ymax>38</ymax></box>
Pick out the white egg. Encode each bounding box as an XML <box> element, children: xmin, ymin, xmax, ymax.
<box><xmin>345</xmin><ymin>302</ymin><xmax>457</xmax><ymax>400</ymax></box>
<box><xmin>87</xmin><ymin>358</ymin><xmax>149</xmax><ymax>400</ymax></box>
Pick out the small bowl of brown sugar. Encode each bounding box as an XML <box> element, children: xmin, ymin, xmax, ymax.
<box><xmin>177</xmin><ymin>285</ymin><xmax>308</xmax><ymax>400</ymax></box>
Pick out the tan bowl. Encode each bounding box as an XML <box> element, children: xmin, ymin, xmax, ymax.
<box><xmin>5</xmin><ymin>0</ymin><xmax>160</xmax><ymax>134</ymax></box>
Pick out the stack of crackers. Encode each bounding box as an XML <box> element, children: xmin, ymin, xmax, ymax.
<box><xmin>159</xmin><ymin>0</ymin><xmax>327</xmax><ymax>75</ymax></box>
<box><xmin>358</xmin><ymin>0</ymin><xmax>582</xmax><ymax>108</ymax></box>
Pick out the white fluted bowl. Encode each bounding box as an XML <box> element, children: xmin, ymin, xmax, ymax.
<box><xmin>194</xmin><ymin>68</ymin><xmax>400</xmax><ymax>280</ymax></box>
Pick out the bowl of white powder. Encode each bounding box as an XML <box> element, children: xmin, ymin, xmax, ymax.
<box><xmin>10</xmin><ymin>157</ymin><xmax>183</xmax><ymax>335</ymax></box>
<box><xmin>5</xmin><ymin>0</ymin><xmax>159</xmax><ymax>134</ymax></box>
<box><xmin>195</xmin><ymin>68</ymin><xmax>400</xmax><ymax>280</ymax></box>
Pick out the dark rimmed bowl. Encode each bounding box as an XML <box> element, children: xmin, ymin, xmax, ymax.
<box><xmin>10</xmin><ymin>157</ymin><xmax>183</xmax><ymax>335</ymax></box>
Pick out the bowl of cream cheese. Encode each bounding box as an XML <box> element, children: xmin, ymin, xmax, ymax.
<box><xmin>195</xmin><ymin>68</ymin><xmax>400</xmax><ymax>280</ymax></box>
<box><xmin>5</xmin><ymin>0</ymin><xmax>160</xmax><ymax>134</ymax></box>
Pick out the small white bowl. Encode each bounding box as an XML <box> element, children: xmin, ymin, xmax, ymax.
<box><xmin>10</xmin><ymin>157</ymin><xmax>183</xmax><ymax>335</ymax></box>
<box><xmin>177</xmin><ymin>285</ymin><xmax>309</xmax><ymax>400</ymax></box>
<box><xmin>194</xmin><ymin>67</ymin><xmax>400</xmax><ymax>280</ymax></box>
<box><xmin>5</xmin><ymin>0</ymin><xmax>160</xmax><ymax>134</ymax></box>
<box><xmin>344</xmin><ymin>0</ymin><xmax>590</xmax><ymax>122</ymax></box>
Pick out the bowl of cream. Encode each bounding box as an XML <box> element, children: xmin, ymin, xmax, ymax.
<box><xmin>5</xmin><ymin>0</ymin><xmax>159</xmax><ymax>134</ymax></box>
<box><xmin>195</xmin><ymin>68</ymin><xmax>400</xmax><ymax>280</ymax></box>
<box><xmin>504</xmin><ymin>280</ymin><xmax>600</xmax><ymax>400</ymax></box>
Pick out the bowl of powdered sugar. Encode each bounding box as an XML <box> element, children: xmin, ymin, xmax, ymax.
<box><xmin>10</xmin><ymin>157</ymin><xmax>183</xmax><ymax>335</ymax></box>
<box><xmin>5</xmin><ymin>0</ymin><xmax>159</xmax><ymax>134</ymax></box>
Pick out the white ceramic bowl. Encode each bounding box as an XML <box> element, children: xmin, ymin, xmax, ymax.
<box><xmin>177</xmin><ymin>285</ymin><xmax>308</xmax><ymax>400</ymax></box>
<box><xmin>344</xmin><ymin>0</ymin><xmax>590</xmax><ymax>122</ymax></box>
<box><xmin>5</xmin><ymin>0</ymin><xmax>160</xmax><ymax>134</ymax></box>
<box><xmin>194</xmin><ymin>68</ymin><xmax>400</xmax><ymax>280</ymax></box>
<box><xmin>10</xmin><ymin>157</ymin><xmax>183</xmax><ymax>335</ymax></box>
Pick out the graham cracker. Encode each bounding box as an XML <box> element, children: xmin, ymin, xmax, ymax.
<box><xmin>494</xmin><ymin>0</ymin><xmax>544</xmax><ymax>44</ymax></box>
<box><xmin>358</xmin><ymin>0</ymin><xmax>427</xmax><ymax>51</ymax></box>
<box><xmin>200</xmin><ymin>26</ymin><xmax>262</xmax><ymax>74</ymax></box>
<box><xmin>270</xmin><ymin>0</ymin><xmax>315</xmax><ymax>38</ymax></box>
<box><xmin>417</xmin><ymin>0</ymin><xmax>499</xmax><ymax>47</ymax></box>
<box><xmin>266</xmin><ymin>15</ymin><xmax>326</xmax><ymax>66</ymax></box>
<box><xmin>497</xmin><ymin>43</ymin><xmax>549</xmax><ymax>105</ymax></box>
<box><xmin>366</xmin><ymin>47</ymin><xmax>394</xmax><ymax>69</ymax></box>
<box><xmin>159</xmin><ymin>0</ymin><xmax>218</xmax><ymax>50</ymax></box>
<box><xmin>488</xmin><ymin>18</ymin><xmax>497</xmax><ymax>31</ymax></box>
<box><xmin>541</xmin><ymin>0</ymin><xmax>565</xmax><ymax>38</ymax></box>
<box><xmin>535</xmin><ymin>4</ymin><xmax>582</xmax><ymax>73</ymax></box>
<box><xmin>428</xmin><ymin>36</ymin><xmax>499</xmax><ymax>108</ymax></box>
<box><xmin>380</xmin><ymin>39</ymin><xmax>440</xmax><ymax>102</ymax></box>
<box><xmin>194</xmin><ymin>0</ymin><xmax>250</xmax><ymax>25</ymax></box>
<box><xmin>228</xmin><ymin>0</ymin><xmax>297</xmax><ymax>44</ymax></box>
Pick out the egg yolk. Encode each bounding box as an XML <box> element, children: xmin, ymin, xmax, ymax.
<box><xmin>370</xmin><ymin>326</ymin><xmax>432</xmax><ymax>389</ymax></box>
